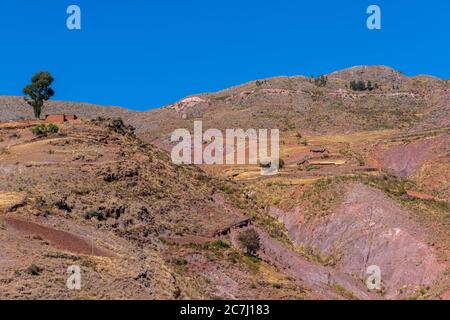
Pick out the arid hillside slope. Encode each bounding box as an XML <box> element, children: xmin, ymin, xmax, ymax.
<box><xmin>1</xmin><ymin>118</ymin><xmax>380</xmax><ymax>300</ymax></box>
<box><xmin>0</xmin><ymin>65</ymin><xmax>448</xmax><ymax>300</ymax></box>
<box><xmin>0</xmin><ymin>96</ymin><xmax>138</xmax><ymax>122</ymax></box>
<box><xmin>125</xmin><ymin>66</ymin><xmax>449</xmax><ymax>145</ymax></box>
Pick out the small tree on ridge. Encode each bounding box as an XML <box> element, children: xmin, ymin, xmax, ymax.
<box><xmin>23</xmin><ymin>71</ymin><xmax>55</xmax><ymax>119</ymax></box>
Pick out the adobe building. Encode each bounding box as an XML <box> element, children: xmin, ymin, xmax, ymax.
<box><xmin>44</xmin><ymin>114</ymin><xmax>78</xmax><ymax>123</ymax></box>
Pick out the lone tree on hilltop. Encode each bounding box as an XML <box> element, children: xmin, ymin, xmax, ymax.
<box><xmin>23</xmin><ymin>71</ymin><xmax>55</xmax><ymax>119</ymax></box>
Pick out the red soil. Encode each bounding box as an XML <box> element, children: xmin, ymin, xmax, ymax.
<box><xmin>379</xmin><ymin>136</ymin><xmax>447</xmax><ymax>177</ymax></box>
<box><xmin>3</xmin><ymin>217</ymin><xmax>112</xmax><ymax>257</ymax></box>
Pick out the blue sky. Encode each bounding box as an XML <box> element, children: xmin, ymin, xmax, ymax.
<box><xmin>0</xmin><ymin>0</ymin><xmax>449</xmax><ymax>110</ymax></box>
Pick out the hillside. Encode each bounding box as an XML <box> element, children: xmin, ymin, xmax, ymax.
<box><xmin>126</xmin><ymin>66</ymin><xmax>449</xmax><ymax>145</ymax></box>
<box><xmin>0</xmin><ymin>65</ymin><xmax>448</xmax><ymax>300</ymax></box>
<box><xmin>0</xmin><ymin>96</ymin><xmax>138</xmax><ymax>122</ymax></box>
<box><xmin>1</xmin><ymin>66</ymin><xmax>448</xmax><ymax>139</ymax></box>
<box><xmin>1</xmin><ymin>118</ymin><xmax>387</xmax><ymax>299</ymax></box>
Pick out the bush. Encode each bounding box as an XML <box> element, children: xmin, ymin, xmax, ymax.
<box><xmin>31</xmin><ymin>123</ymin><xmax>59</xmax><ymax>136</ymax></box>
<box><xmin>350</xmin><ymin>80</ymin><xmax>366</xmax><ymax>91</ymax></box>
<box><xmin>46</xmin><ymin>123</ymin><xmax>59</xmax><ymax>134</ymax></box>
<box><xmin>31</xmin><ymin>124</ymin><xmax>47</xmax><ymax>136</ymax></box>
<box><xmin>272</xmin><ymin>283</ymin><xmax>282</xmax><ymax>289</ymax></box>
<box><xmin>349</xmin><ymin>80</ymin><xmax>378</xmax><ymax>91</ymax></box>
<box><xmin>26</xmin><ymin>264</ymin><xmax>42</xmax><ymax>276</ymax></box>
<box><xmin>227</xmin><ymin>251</ymin><xmax>240</xmax><ymax>264</ymax></box>
<box><xmin>204</xmin><ymin>239</ymin><xmax>230</xmax><ymax>251</ymax></box>
<box><xmin>238</xmin><ymin>228</ymin><xmax>260</xmax><ymax>256</ymax></box>
<box><xmin>85</xmin><ymin>210</ymin><xmax>105</xmax><ymax>221</ymax></box>
<box><xmin>306</xmin><ymin>164</ymin><xmax>318</xmax><ymax>171</ymax></box>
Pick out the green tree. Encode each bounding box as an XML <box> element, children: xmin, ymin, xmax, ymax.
<box><xmin>356</xmin><ymin>80</ymin><xmax>366</xmax><ymax>91</ymax></box>
<box><xmin>238</xmin><ymin>228</ymin><xmax>260</xmax><ymax>256</ymax></box>
<box><xmin>350</xmin><ymin>80</ymin><xmax>368</xmax><ymax>91</ymax></box>
<box><xmin>23</xmin><ymin>71</ymin><xmax>55</xmax><ymax>119</ymax></box>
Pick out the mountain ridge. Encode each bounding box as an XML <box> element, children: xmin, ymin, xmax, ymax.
<box><xmin>1</xmin><ymin>65</ymin><xmax>447</xmax><ymax>120</ymax></box>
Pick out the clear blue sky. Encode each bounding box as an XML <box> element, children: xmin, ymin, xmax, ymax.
<box><xmin>0</xmin><ymin>0</ymin><xmax>449</xmax><ymax>111</ymax></box>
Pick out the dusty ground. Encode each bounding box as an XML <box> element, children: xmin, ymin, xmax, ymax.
<box><xmin>0</xmin><ymin>119</ymin><xmax>328</xmax><ymax>300</ymax></box>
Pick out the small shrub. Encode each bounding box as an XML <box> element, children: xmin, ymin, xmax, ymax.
<box><xmin>205</xmin><ymin>239</ymin><xmax>230</xmax><ymax>250</ymax></box>
<box><xmin>172</xmin><ymin>258</ymin><xmax>188</xmax><ymax>266</ymax></box>
<box><xmin>33</xmin><ymin>196</ymin><xmax>46</xmax><ymax>208</ymax></box>
<box><xmin>31</xmin><ymin>124</ymin><xmax>47</xmax><ymax>136</ymax></box>
<box><xmin>46</xmin><ymin>123</ymin><xmax>59</xmax><ymax>134</ymax></box>
<box><xmin>54</xmin><ymin>199</ymin><xmax>72</xmax><ymax>213</ymax></box>
<box><xmin>272</xmin><ymin>283</ymin><xmax>282</xmax><ymax>289</ymax></box>
<box><xmin>397</xmin><ymin>184</ymin><xmax>407</xmax><ymax>196</ymax></box>
<box><xmin>31</xmin><ymin>123</ymin><xmax>59</xmax><ymax>136</ymax></box>
<box><xmin>85</xmin><ymin>210</ymin><xmax>105</xmax><ymax>221</ymax></box>
<box><xmin>333</xmin><ymin>283</ymin><xmax>356</xmax><ymax>300</ymax></box>
<box><xmin>306</xmin><ymin>164</ymin><xmax>318</xmax><ymax>171</ymax></box>
<box><xmin>243</xmin><ymin>254</ymin><xmax>261</xmax><ymax>273</ymax></box>
<box><xmin>26</xmin><ymin>264</ymin><xmax>42</xmax><ymax>276</ymax></box>
<box><xmin>227</xmin><ymin>251</ymin><xmax>240</xmax><ymax>264</ymax></box>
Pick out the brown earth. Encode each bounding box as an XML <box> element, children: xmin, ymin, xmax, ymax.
<box><xmin>0</xmin><ymin>65</ymin><xmax>448</xmax><ymax>300</ymax></box>
<box><xmin>0</xmin><ymin>118</ymin><xmax>333</xmax><ymax>299</ymax></box>
<box><xmin>377</xmin><ymin>134</ymin><xmax>449</xmax><ymax>177</ymax></box>
<box><xmin>3</xmin><ymin>217</ymin><xmax>112</xmax><ymax>257</ymax></box>
<box><xmin>272</xmin><ymin>184</ymin><xmax>448</xmax><ymax>299</ymax></box>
